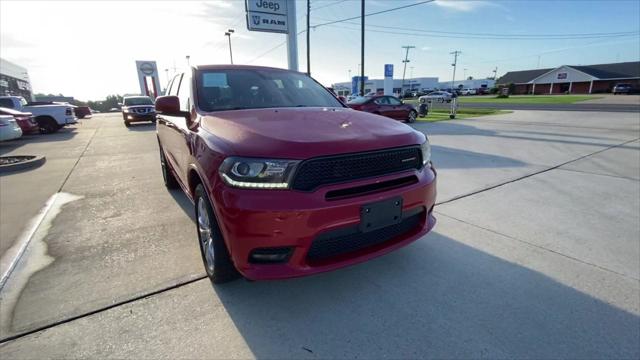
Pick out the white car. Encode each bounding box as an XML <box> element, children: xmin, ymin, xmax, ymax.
<box><xmin>460</xmin><ymin>88</ymin><xmax>477</xmax><ymax>95</ymax></box>
<box><xmin>419</xmin><ymin>91</ymin><xmax>453</xmax><ymax>103</ymax></box>
<box><xmin>0</xmin><ymin>96</ymin><xmax>76</xmax><ymax>134</ymax></box>
<box><xmin>0</xmin><ymin>115</ymin><xmax>23</xmax><ymax>141</ymax></box>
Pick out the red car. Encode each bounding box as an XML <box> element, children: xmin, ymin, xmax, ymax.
<box><xmin>74</xmin><ymin>106</ymin><xmax>92</xmax><ymax>119</ymax></box>
<box><xmin>347</xmin><ymin>95</ymin><xmax>418</xmax><ymax>123</ymax></box>
<box><xmin>0</xmin><ymin>107</ymin><xmax>39</xmax><ymax>134</ymax></box>
<box><xmin>156</xmin><ymin>65</ymin><xmax>436</xmax><ymax>283</ymax></box>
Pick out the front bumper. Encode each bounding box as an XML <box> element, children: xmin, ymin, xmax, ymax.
<box><xmin>124</xmin><ymin>113</ymin><xmax>156</xmax><ymax>122</ymax></box>
<box><xmin>212</xmin><ymin>165</ymin><xmax>437</xmax><ymax>280</ymax></box>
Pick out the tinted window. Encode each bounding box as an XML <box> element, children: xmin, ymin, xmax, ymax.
<box><xmin>374</xmin><ymin>97</ymin><xmax>390</xmax><ymax>105</ymax></box>
<box><xmin>123</xmin><ymin>97</ymin><xmax>153</xmax><ymax>106</ymax></box>
<box><xmin>347</xmin><ymin>97</ymin><xmax>369</xmax><ymax>105</ymax></box>
<box><xmin>388</xmin><ymin>97</ymin><xmax>402</xmax><ymax>105</ymax></box>
<box><xmin>196</xmin><ymin>69</ymin><xmax>343</xmax><ymax>112</ymax></box>
<box><xmin>0</xmin><ymin>99</ymin><xmax>13</xmax><ymax>108</ymax></box>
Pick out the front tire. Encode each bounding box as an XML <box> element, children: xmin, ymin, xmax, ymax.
<box><xmin>194</xmin><ymin>184</ymin><xmax>240</xmax><ymax>284</ymax></box>
<box><xmin>407</xmin><ymin>110</ymin><xmax>417</xmax><ymax>123</ymax></box>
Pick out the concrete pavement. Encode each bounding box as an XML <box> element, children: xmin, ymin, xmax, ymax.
<box><xmin>0</xmin><ymin>110</ymin><xmax>638</xmax><ymax>358</ymax></box>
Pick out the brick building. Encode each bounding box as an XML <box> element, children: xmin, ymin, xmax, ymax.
<box><xmin>497</xmin><ymin>61</ymin><xmax>640</xmax><ymax>94</ymax></box>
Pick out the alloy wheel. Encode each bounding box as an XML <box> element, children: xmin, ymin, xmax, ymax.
<box><xmin>197</xmin><ymin>197</ymin><xmax>215</xmax><ymax>273</ymax></box>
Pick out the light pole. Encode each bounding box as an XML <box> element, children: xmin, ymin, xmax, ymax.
<box><xmin>225</xmin><ymin>29</ymin><xmax>235</xmax><ymax>64</ymax></box>
<box><xmin>450</xmin><ymin>50</ymin><xmax>461</xmax><ymax>91</ymax></box>
<box><xmin>164</xmin><ymin>68</ymin><xmax>169</xmax><ymax>92</ymax></box>
<box><xmin>348</xmin><ymin>69</ymin><xmax>351</xmax><ymax>80</ymax></box>
<box><xmin>463</xmin><ymin>68</ymin><xmax>467</xmax><ymax>80</ymax></box>
<box><xmin>186</xmin><ymin>55</ymin><xmax>190</xmax><ymax>67</ymax></box>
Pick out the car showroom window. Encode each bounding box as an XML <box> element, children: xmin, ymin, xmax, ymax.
<box><xmin>177</xmin><ymin>73</ymin><xmax>191</xmax><ymax>111</ymax></box>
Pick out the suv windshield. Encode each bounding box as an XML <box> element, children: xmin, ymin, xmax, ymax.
<box><xmin>196</xmin><ymin>69</ymin><xmax>343</xmax><ymax>112</ymax></box>
<box><xmin>123</xmin><ymin>97</ymin><xmax>153</xmax><ymax>106</ymax></box>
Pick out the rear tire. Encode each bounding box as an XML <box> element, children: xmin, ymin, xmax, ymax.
<box><xmin>159</xmin><ymin>146</ymin><xmax>179</xmax><ymax>189</ymax></box>
<box><xmin>194</xmin><ymin>184</ymin><xmax>240</xmax><ymax>284</ymax></box>
<box><xmin>36</xmin><ymin>116</ymin><xmax>59</xmax><ymax>134</ymax></box>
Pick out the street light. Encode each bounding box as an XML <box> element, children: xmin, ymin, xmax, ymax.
<box><xmin>225</xmin><ymin>29</ymin><xmax>235</xmax><ymax>64</ymax></box>
<box><xmin>186</xmin><ymin>55</ymin><xmax>190</xmax><ymax>67</ymax></box>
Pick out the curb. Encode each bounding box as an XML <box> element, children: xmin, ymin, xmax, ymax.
<box><xmin>0</xmin><ymin>155</ymin><xmax>46</xmax><ymax>173</ymax></box>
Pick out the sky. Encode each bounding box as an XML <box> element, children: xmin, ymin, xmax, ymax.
<box><xmin>1</xmin><ymin>0</ymin><xmax>639</xmax><ymax>100</ymax></box>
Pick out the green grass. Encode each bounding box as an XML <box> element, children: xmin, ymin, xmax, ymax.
<box><xmin>415</xmin><ymin>108</ymin><xmax>511</xmax><ymax>122</ymax></box>
<box><xmin>456</xmin><ymin>95</ymin><xmax>601</xmax><ymax>104</ymax></box>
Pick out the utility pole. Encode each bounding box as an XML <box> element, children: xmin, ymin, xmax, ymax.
<box><xmin>401</xmin><ymin>45</ymin><xmax>415</xmax><ymax>95</ymax></box>
<box><xmin>450</xmin><ymin>50</ymin><xmax>461</xmax><ymax>91</ymax></box>
<box><xmin>493</xmin><ymin>66</ymin><xmax>498</xmax><ymax>81</ymax></box>
<box><xmin>306</xmin><ymin>0</ymin><xmax>310</xmax><ymax>75</ymax></box>
<box><xmin>359</xmin><ymin>0</ymin><xmax>365</xmax><ymax>96</ymax></box>
<box><xmin>225</xmin><ymin>29</ymin><xmax>234</xmax><ymax>64</ymax></box>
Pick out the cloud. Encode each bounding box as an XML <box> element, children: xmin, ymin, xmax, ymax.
<box><xmin>433</xmin><ymin>0</ymin><xmax>490</xmax><ymax>12</ymax></box>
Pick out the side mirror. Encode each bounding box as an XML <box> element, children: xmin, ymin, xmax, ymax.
<box><xmin>155</xmin><ymin>96</ymin><xmax>181</xmax><ymax>115</ymax></box>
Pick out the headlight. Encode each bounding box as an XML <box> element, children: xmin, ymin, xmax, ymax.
<box><xmin>421</xmin><ymin>139</ymin><xmax>431</xmax><ymax>165</ymax></box>
<box><xmin>219</xmin><ymin>157</ymin><xmax>300</xmax><ymax>189</ymax></box>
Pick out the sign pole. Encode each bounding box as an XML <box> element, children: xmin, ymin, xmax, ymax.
<box><xmin>286</xmin><ymin>0</ymin><xmax>299</xmax><ymax>71</ymax></box>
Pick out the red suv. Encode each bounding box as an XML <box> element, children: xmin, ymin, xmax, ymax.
<box><xmin>156</xmin><ymin>65</ymin><xmax>437</xmax><ymax>283</ymax></box>
<box><xmin>347</xmin><ymin>95</ymin><xmax>418</xmax><ymax>123</ymax></box>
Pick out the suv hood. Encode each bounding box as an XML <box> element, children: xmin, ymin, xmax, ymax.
<box><xmin>200</xmin><ymin>107</ymin><xmax>424</xmax><ymax>159</ymax></box>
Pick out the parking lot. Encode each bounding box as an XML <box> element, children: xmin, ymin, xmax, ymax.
<box><xmin>0</xmin><ymin>110</ymin><xmax>638</xmax><ymax>358</ymax></box>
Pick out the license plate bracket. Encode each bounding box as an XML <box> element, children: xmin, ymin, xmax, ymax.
<box><xmin>359</xmin><ymin>196</ymin><xmax>403</xmax><ymax>233</ymax></box>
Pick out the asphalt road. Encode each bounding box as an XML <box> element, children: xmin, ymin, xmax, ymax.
<box><xmin>462</xmin><ymin>102</ymin><xmax>640</xmax><ymax>112</ymax></box>
<box><xmin>0</xmin><ymin>110</ymin><xmax>638</xmax><ymax>358</ymax></box>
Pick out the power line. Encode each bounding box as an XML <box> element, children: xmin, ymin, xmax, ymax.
<box><xmin>312</xmin><ymin>0</ymin><xmax>435</xmax><ymax>29</ymax></box>
<box><xmin>247</xmin><ymin>30</ymin><xmax>307</xmax><ymax>64</ymax></box>
<box><xmin>320</xmin><ymin>22</ymin><xmax>640</xmax><ymax>40</ymax></box>
<box><xmin>311</xmin><ymin>0</ymin><xmax>348</xmax><ymax>11</ymax></box>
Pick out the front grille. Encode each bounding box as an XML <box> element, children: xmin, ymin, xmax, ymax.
<box><xmin>306</xmin><ymin>210</ymin><xmax>423</xmax><ymax>261</ymax></box>
<box><xmin>292</xmin><ymin>146</ymin><xmax>422</xmax><ymax>191</ymax></box>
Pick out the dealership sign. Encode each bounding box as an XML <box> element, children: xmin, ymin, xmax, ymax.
<box><xmin>246</xmin><ymin>0</ymin><xmax>288</xmax><ymax>33</ymax></box>
<box><xmin>557</xmin><ymin>72</ymin><xmax>568</xmax><ymax>80</ymax></box>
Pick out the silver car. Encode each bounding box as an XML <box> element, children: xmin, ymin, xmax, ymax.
<box><xmin>419</xmin><ymin>91</ymin><xmax>453</xmax><ymax>103</ymax></box>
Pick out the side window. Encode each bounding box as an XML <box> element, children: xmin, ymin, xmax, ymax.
<box><xmin>177</xmin><ymin>73</ymin><xmax>191</xmax><ymax>111</ymax></box>
<box><xmin>388</xmin><ymin>97</ymin><xmax>402</xmax><ymax>105</ymax></box>
<box><xmin>375</xmin><ymin>97</ymin><xmax>389</xmax><ymax>105</ymax></box>
<box><xmin>168</xmin><ymin>74</ymin><xmax>181</xmax><ymax>96</ymax></box>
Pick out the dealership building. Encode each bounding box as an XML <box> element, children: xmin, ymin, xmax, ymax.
<box><xmin>497</xmin><ymin>61</ymin><xmax>640</xmax><ymax>94</ymax></box>
<box><xmin>332</xmin><ymin>77</ymin><xmax>439</xmax><ymax>96</ymax></box>
<box><xmin>0</xmin><ymin>58</ymin><xmax>33</xmax><ymax>100</ymax></box>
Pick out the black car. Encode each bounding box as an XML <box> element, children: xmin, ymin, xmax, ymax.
<box><xmin>121</xmin><ymin>96</ymin><xmax>156</xmax><ymax>127</ymax></box>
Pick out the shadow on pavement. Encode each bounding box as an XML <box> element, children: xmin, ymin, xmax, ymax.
<box><xmin>126</xmin><ymin>123</ymin><xmax>157</xmax><ymax>132</ymax></box>
<box><xmin>431</xmin><ymin>145</ymin><xmax>526</xmax><ymax>169</ymax></box>
<box><xmin>168</xmin><ymin>188</ymin><xmax>195</xmax><ymax>222</ymax></box>
<box><xmin>414</xmin><ymin>121</ymin><xmax>638</xmax><ymax>149</ymax></box>
<box><xmin>211</xmin><ymin>231</ymin><xmax>639</xmax><ymax>358</ymax></box>
<box><xmin>0</xmin><ymin>129</ymin><xmax>78</xmax><ymax>155</ymax></box>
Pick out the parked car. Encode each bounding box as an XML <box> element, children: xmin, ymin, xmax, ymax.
<box><xmin>74</xmin><ymin>106</ymin><xmax>92</xmax><ymax>119</ymax></box>
<box><xmin>156</xmin><ymin>65</ymin><xmax>437</xmax><ymax>284</ymax></box>
<box><xmin>419</xmin><ymin>91</ymin><xmax>453</xmax><ymax>103</ymax></box>
<box><xmin>0</xmin><ymin>107</ymin><xmax>39</xmax><ymax>134</ymax></box>
<box><xmin>108</xmin><ymin>107</ymin><xmax>120</xmax><ymax>112</ymax></box>
<box><xmin>477</xmin><ymin>87</ymin><xmax>491</xmax><ymax>95</ymax></box>
<box><xmin>0</xmin><ymin>115</ymin><xmax>23</xmax><ymax>141</ymax></box>
<box><xmin>612</xmin><ymin>83</ymin><xmax>633</xmax><ymax>95</ymax></box>
<box><xmin>0</xmin><ymin>96</ymin><xmax>76</xmax><ymax>133</ymax></box>
<box><xmin>121</xmin><ymin>96</ymin><xmax>156</xmax><ymax>127</ymax></box>
<box><xmin>460</xmin><ymin>88</ymin><xmax>477</xmax><ymax>95</ymax></box>
<box><xmin>347</xmin><ymin>95</ymin><xmax>418</xmax><ymax>123</ymax></box>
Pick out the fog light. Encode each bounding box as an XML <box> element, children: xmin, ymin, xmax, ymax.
<box><xmin>249</xmin><ymin>247</ymin><xmax>292</xmax><ymax>264</ymax></box>
<box><xmin>127</xmin><ymin>115</ymin><xmax>133</xmax><ymax>120</ymax></box>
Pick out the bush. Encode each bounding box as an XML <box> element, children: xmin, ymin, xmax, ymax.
<box><xmin>489</xmin><ymin>87</ymin><xmax>500</xmax><ymax>94</ymax></box>
<box><xmin>496</xmin><ymin>94</ymin><xmax>509</xmax><ymax>99</ymax></box>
